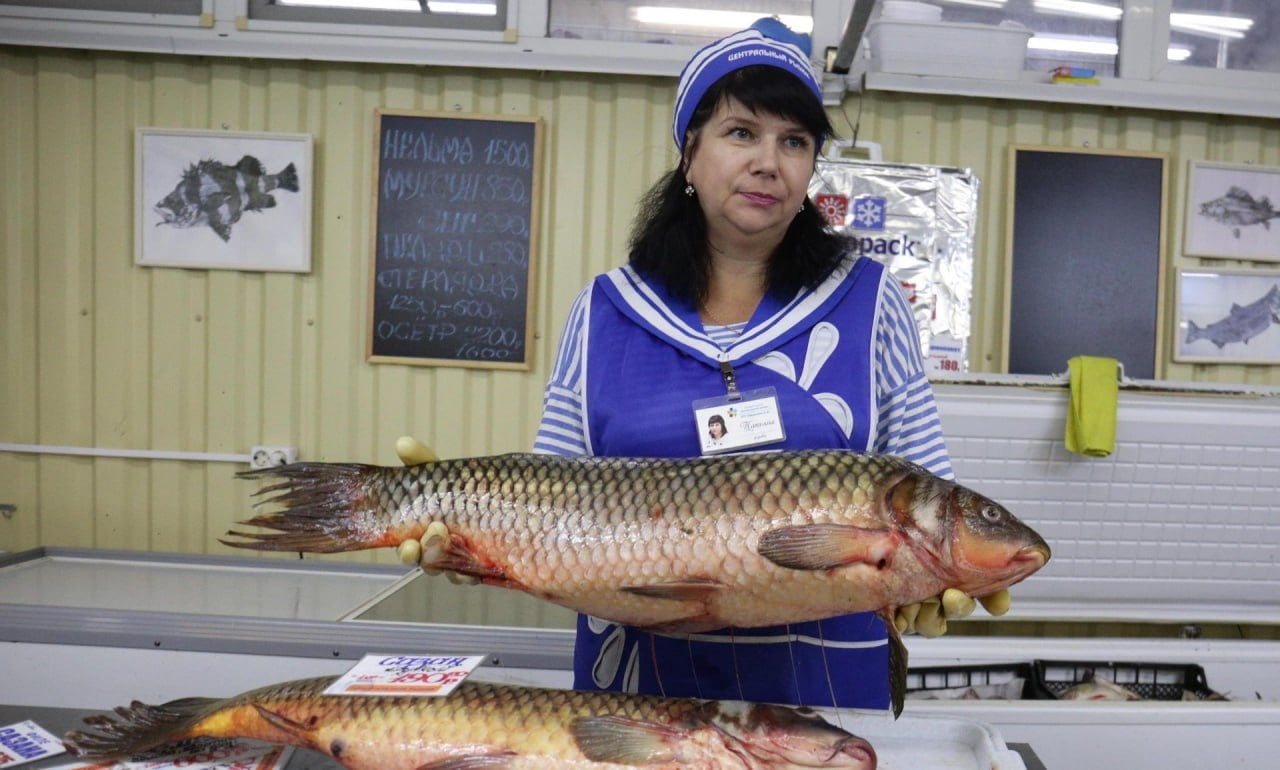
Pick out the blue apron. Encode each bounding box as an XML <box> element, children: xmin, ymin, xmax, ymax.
<box><xmin>574</xmin><ymin>255</ymin><xmax>892</xmax><ymax>709</ymax></box>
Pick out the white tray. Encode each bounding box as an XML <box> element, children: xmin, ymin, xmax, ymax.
<box><xmin>826</xmin><ymin>710</ymin><xmax>1026</xmax><ymax>770</ymax></box>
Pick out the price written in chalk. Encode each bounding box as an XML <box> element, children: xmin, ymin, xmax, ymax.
<box><xmin>369</xmin><ymin>111</ymin><xmax>540</xmax><ymax>368</ymax></box>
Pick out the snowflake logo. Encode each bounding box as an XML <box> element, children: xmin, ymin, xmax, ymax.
<box><xmin>852</xmin><ymin>196</ymin><xmax>886</xmax><ymax>230</ymax></box>
<box><xmin>815</xmin><ymin>194</ymin><xmax>848</xmax><ymax>226</ymax></box>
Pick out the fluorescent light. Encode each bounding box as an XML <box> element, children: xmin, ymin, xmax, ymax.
<box><xmin>277</xmin><ymin>0</ymin><xmax>497</xmax><ymax>13</ymax></box>
<box><xmin>428</xmin><ymin>1</ymin><xmax>495</xmax><ymax>14</ymax></box>
<box><xmin>1027</xmin><ymin>35</ymin><xmax>1117</xmax><ymax>56</ymax></box>
<box><xmin>1170</xmin><ymin>12</ymin><xmax>1252</xmax><ymax>40</ymax></box>
<box><xmin>936</xmin><ymin>0</ymin><xmax>1008</xmax><ymax>8</ymax></box>
<box><xmin>1166</xmin><ymin>46</ymin><xmax>1192</xmax><ymax>62</ymax></box>
<box><xmin>1033</xmin><ymin>0</ymin><xmax>1122</xmax><ymax>21</ymax></box>
<box><xmin>279</xmin><ymin>0</ymin><xmax>420</xmax><ymax>8</ymax></box>
<box><xmin>629</xmin><ymin>7</ymin><xmax>813</xmax><ymax>35</ymax></box>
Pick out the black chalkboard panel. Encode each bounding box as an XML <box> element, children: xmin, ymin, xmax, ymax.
<box><xmin>367</xmin><ymin>109</ymin><xmax>542</xmax><ymax>369</ymax></box>
<box><xmin>1004</xmin><ymin>147</ymin><xmax>1167</xmax><ymax>380</ymax></box>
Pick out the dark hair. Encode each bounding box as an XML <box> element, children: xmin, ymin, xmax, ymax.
<box><xmin>628</xmin><ymin>65</ymin><xmax>848</xmax><ymax>305</ymax></box>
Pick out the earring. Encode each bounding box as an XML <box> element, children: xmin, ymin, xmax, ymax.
<box><xmin>684</xmin><ymin>184</ymin><xmax>695</xmax><ymax>197</ymax></box>
<box><xmin>798</xmin><ymin>202</ymin><xmax>806</xmax><ymax>213</ymax></box>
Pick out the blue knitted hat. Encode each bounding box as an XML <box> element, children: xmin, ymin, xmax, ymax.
<box><xmin>672</xmin><ymin>20</ymin><xmax>822</xmax><ymax>153</ymax></box>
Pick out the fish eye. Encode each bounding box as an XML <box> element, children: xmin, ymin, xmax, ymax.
<box><xmin>981</xmin><ymin>505</ymin><xmax>1002</xmax><ymax>523</ymax></box>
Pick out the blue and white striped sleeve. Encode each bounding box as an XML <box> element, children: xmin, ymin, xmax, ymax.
<box><xmin>872</xmin><ymin>278</ymin><xmax>954</xmax><ymax>480</ymax></box>
<box><xmin>532</xmin><ymin>287</ymin><xmax>591</xmax><ymax>457</ymax></box>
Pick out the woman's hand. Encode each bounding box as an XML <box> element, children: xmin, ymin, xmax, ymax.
<box><xmin>893</xmin><ymin>588</ymin><xmax>1012</xmax><ymax>637</ymax></box>
<box><xmin>392</xmin><ymin>436</ymin><xmax>479</xmax><ymax>585</ymax></box>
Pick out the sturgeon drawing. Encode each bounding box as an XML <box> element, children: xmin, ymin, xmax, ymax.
<box><xmin>1185</xmin><ymin>284</ymin><xmax>1280</xmax><ymax>348</ymax></box>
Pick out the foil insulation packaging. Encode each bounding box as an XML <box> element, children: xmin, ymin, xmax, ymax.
<box><xmin>809</xmin><ymin>158</ymin><xmax>978</xmax><ymax>374</ymax></box>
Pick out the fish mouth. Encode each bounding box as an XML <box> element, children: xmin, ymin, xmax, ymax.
<box><xmin>1016</xmin><ymin>541</ymin><xmax>1052</xmax><ymax>569</ymax></box>
<box><xmin>828</xmin><ymin>735</ymin><xmax>877</xmax><ymax>768</ymax></box>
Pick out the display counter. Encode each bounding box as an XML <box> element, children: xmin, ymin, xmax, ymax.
<box><xmin>2</xmin><ymin>547</ymin><xmax>1038</xmax><ymax>769</ymax></box>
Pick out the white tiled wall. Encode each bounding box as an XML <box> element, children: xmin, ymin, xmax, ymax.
<box><xmin>932</xmin><ymin>382</ymin><xmax>1280</xmax><ymax>623</ymax></box>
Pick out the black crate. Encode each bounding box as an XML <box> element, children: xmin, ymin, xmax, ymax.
<box><xmin>1029</xmin><ymin>659</ymin><xmax>1219</xmax><ymax>701</ymax></box>
<box><xmin>905</xmin><ymin>662</ymin><xmax>1034</xmax><ymax>700</ymax></box>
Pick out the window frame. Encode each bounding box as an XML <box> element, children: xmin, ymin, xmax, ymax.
<box><xmin>0</xmin><ymin>0</ymin><xmax>1277</xmax><ymax>119</ymax></box>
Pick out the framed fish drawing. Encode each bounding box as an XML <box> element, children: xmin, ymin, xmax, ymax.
<box><xmin>1175</xmin><ymin>267</ymin><xmax>1280</xmax><ymax>364</ymax></box>
<box><xmin>1184</xmin><ymin>160</ymin><xmax>1280</xmax><ymax>262</ymax></box>
<box><xmin>135</xmin><ymin>128</ymin><xmax>313</xmax><ymax>271</ymax></box>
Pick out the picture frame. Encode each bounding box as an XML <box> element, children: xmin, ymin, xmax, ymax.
<box><xmin>1174</xmin><ymin>267</ymin><xmax>1280</xmax><ymax>364</ymax></box>
<box><xmin>135</xmin><ymin>128</ymin><xmax>313</xmax><ymax>271</ymax></box>
<box><xmin>1183</xmin><ymin>160</ymin><xmax>1280</xmax><ymax>262</ymax></box>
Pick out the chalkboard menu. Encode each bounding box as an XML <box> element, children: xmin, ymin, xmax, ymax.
<box><xmin>1004</xmin><ymin>146</ymin><xmax>1168</xmax><ymax>380</ymax></box>
<box><xmin>367</xmin><ymin>110</ymin><xmax>542</xmax><ymax>369</ymax></box>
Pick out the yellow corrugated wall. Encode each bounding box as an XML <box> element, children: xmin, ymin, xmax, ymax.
<box><xmin>2</xmin><ymin>45</ymin><xmax>1278</xmax><ymax>565</ymax></box>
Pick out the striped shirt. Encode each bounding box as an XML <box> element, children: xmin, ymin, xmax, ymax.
<box><xmin>534</xmin><ymin>271</ymin><xmax>953</xmax><ymax>480</ymax></box>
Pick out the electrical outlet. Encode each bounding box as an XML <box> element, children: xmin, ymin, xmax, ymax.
<box><xmin>249</xmin><ymin>445</ymin><xmax>298</xmax><ymax>469</ymax></box>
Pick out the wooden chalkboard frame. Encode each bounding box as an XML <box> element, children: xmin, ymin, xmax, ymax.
<box><xmin>367</xmin><ymin>109</ymin><xmax>542</xmax><ymax>370</ymax></box>
<box><xmin>1002</xmin><ymin>145</ymin><xmax>1169</xmax><ymax>380</ymax></box>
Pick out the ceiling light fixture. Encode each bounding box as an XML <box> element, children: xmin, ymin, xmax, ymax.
<box><xmin>1032</xmin><ymin>0</ymin><xmax>1122</xmax><ymax>21</ymax></box>
<box><xmin>629</xmin><ymin>7</ymin><xmax>813</xmax><ymax>34</ymax></box>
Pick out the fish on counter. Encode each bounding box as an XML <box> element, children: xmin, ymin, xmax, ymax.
<box><xmin>154</xmin><ymin>155</ymin><xmax>299</xmax><ymax>242</ymax></box>
<box><xmin>63</xmin><ymin>676</ymin><xmax>878</xmax><ymax>769</ymax></box>
<box><xmin>1198</xmin><ymin>186</ymin><xmax>1280</xmax><ymax>238</ymax></box>
<box><xmin>1056</xmin><ymin>672</ymin><xmax>1142</xmax><ymax>702</ymax></box>
<box><xmin>1184</xmin><ymin>284</ymin><xmax>1280</xmax><ymax>349</ymax></box>
<box><xmin>224</xmin><ymin>450</ymin><xmax>1051</xmax><ymax>716</ymax></box>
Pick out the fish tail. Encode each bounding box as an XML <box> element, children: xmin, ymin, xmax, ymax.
<box><xmin>1185</xmin><ymin>320</ymin><xmax>1201</xmax><ymax>343</ymax></box>
<box><xmin>223</xmin><ymin>463</ymin><xmax>396</xmax><ymax>553</ymax></box>
<box><xmin>275</xmin><ymin>162</ymin><xmax>299</xmax><ymax>192</ymax></box>
<box><xmin>63</xmin><ymin>697</ymin><xmax>220</xmax><ymax>760</ymax></box>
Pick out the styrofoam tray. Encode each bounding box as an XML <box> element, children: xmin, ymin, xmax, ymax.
<box><xmin>822</xmin><ymin>709</ymin><xmax>1026</xmax><ymax>770</ymax></box>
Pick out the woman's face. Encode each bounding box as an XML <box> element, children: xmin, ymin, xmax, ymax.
<box><xmin>709</xmin><ymin>421</ymin><xmax>725</xmax><ymax>438</ymax></box>
<box><xmin>683</xmin><ymin>97</ymin><xmax>816</xmax><ymax>256</ymax></box>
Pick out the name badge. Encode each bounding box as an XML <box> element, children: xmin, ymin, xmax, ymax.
<box><xmin>693</xmin><ymin>387</ymin><xmax>786</xmax><ymax>455</ymax></box>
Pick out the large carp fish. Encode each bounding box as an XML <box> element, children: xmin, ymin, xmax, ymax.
<box><xmin>224</xmin><ymin>450</ymin><xmax>1050</xmax><ymax>714</ymax></box>
<box><xmin>64</xmin><ymin>676</ymin><xmax>878</xmax><ymax>769</ymax></box>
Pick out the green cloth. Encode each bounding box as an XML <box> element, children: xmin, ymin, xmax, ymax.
<box><xmin>1065</xmin><ymin>356</ymin><xmax>1118</xmax><ymax>457</ymax></box>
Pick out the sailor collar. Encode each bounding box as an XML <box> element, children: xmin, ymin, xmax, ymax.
<box><xmin>596</xmin><ymin>255</ymin><xmax>866</xmax><ymax>368</ymax></box>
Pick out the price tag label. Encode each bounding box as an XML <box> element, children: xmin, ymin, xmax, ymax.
<box><xmin>323</xmin><ymin>653</ymin><xmax>487</xmax><ymax>697</ymax></box>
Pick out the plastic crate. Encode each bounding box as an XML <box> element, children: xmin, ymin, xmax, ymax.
<box><xmin>905</xmin><ymin>662</ymin><xmax>1033</xmax><ymax>700</ymax></box>
<box><xmin>1030</xmin><ymin>659</ymin><xmax>1220</xmax><ymax>701</ymax></box>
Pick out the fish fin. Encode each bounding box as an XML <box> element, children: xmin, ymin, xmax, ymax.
<box><xmin>275</xmin><ymin>162</ymin><xmax>300</xmax><ymax>192</ymax></box>
<box><xmin>246</xmin><ymin>191</ymin><xmax>278</xmax><ymax>211</ymax></box>
<box><xmin>420</xmin><ymin>536</ymin><xmax>512</xmax><ymax>585</ymax></box>
<box><xmin>882</xmin><ymin>609</ymin><xmax>909</xmax><ymax>719</ymax></box>
<box><xmin>570</xmin><ymin>715</ymin><xmax>682</xmax><ymax>764</ymax></box>
<box><xmin>63</xmin><ymin>697</ymin><xmax>220</xmax><ymax>760</ymax></box>
<box><xmin>251</xmin><ymin>704</ymin><xmax>312</xmax><ymax>739</ymax></box>
<box><xmin>209</xmin><ymin>218</ymin><xmax>233</xmax><ymax>242</ymax></box>
<box><xmin>621</xmin><ymin>578</ymin><xmax>723</xmax><ymax>602</ymax></box>
<box><xmin>413</xmin><ymin>753</ymin><xmax>518</xmax><ymax>770</ymax></box>
<box><xmin>224</xmin><ymin>463</ymin><xmax>393</xmax><ymax>553</ymax></box>
<box><xmin>235</xmin><ymin>155</ymin><xmax>267</xmax><ymax>177</ymax></box>
<box><xmin>757</xmin><ymin>524</ymin><xmax>897</xmax><ymax>571</ymax></box>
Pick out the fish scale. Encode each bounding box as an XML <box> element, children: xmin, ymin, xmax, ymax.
<box><xmin>226</xmin><ymin>449</ymin><xmax>1050</xmax><ymax>714</ymax></box>
<box><xmin>64</xmin><ymin>676</ymin><xmax>878</xmax><ymax>769</ymax></box>
<box><xmin>228</xmin><ymin>450</ymin><xmax>1046</xmax><ymax>632</ymax></box>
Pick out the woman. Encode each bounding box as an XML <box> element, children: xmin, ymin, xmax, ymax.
<box><xmin>530</xmin><ymin>22</ymin><xmax>955</xmax><ymax>710</ymax></box>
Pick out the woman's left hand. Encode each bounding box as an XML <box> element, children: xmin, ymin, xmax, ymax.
<box><xmin>392</xmin><ymin>436</ymin><xmax>479</xmax><ymax>585</ymax></box>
